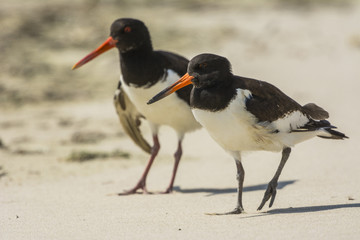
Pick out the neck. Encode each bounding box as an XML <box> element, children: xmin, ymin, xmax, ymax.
<box><xmin>119</xmin><ymin>41</ymin><xmax>153</xmax><ymax>61</ymax></box>
<box><xmin>191</xmin><ymin>77</ymin><xmax>235</xmax><ymax>112</ymax></box>
<box><xmin>118</xmin><ymin>43</ymin><xmax>164</xmax><ymax>88</ymax></box>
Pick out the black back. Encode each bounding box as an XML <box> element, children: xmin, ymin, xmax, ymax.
<box><xmin>234</xmin><ymin>76</ymin><xmax>303</xmax><ymax>122</ymax></box>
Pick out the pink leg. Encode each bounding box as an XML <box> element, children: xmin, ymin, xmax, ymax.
<box><xmin>163</xmin><ymin>140</ymin><xmax>182</xmax><ymax>194</ymax></box>
<box><xmin>119</xmin><ymin>135</ymin><xmax>160</xmax><ymax>195</ymax></box>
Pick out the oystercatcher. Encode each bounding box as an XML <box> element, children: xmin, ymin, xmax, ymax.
<box><xmin>148</xmin><ymin>53</ymin><xmax>348</xmax><ymax>214</ymax></box>
<box><xmin>72</xmin><ymin>18</ymin><xmax>201</xmax><ymax>194</ymax></box>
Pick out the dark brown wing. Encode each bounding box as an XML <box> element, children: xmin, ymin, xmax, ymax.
<box><xmin>235</xmin><ymin>76</ymin><xmax>331</xmax><ymax>123</ymax></box>
<box><xmin>234</xmin><ymin>76</ymin><xmax>304</xmax><ymax>122</ymax></box>
<box><xmin>114</xmin><ymin>81</ymin><xmax>151</xmax><ymax>154</ymax></box>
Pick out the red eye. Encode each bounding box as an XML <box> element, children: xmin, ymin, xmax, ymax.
<box><xmin>199</xmin><ymin>63</ymin><xmax>207</xmax><ymax>68</ymax></box>
<box><xmin>124</xmin><ymin>26</ymin><xmax>131</xmax><ymax>33</ymax></box>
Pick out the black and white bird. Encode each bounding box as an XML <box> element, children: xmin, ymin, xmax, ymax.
<box><xmin>148</xmin><ymin>53</ymin><xmax>348</xmax><ymax>214</ymax></box>
<box><xmin>72</xmin><ymin>18</ymin><xmax>201</xmax><ymax>194</ymax></box>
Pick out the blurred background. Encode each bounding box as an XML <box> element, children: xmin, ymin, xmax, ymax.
<box><xmin>1</xmin><ymin>0</ymin><xmax>358</xmax><ymax>107</ymax></box>
<box><xmin>0</xmin><ymin>0</ymin><xmax>359</xmax><ymax>174</ymax></box>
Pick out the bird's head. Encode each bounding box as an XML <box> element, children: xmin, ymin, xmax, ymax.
<box><xmin>72</xmin><ymin>18</ymin><xmax>151</xmax><ymax>70</ymax></box>
<box><xmin>147</xmin><ymin>53</ymin><xmax>232</xmax><ymax>104</ymax></box>
<box><xmin>110</xmin><ymin>18</ymin><xmax>151</xmax><ymax>53</ymax></box>
<box><xmin>187</xmin><ymin>53</ymin><xmax>232</xmax><ymax>89</ymax></box>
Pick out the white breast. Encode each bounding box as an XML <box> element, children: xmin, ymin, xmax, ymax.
<box><xmin>121</xmin><ymin>69</ymin><xmax>201</xmax><ymax>135</ymax></box>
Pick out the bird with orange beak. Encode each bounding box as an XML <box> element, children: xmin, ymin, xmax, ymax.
<box><xmin>148</xmin><ymin>53</ymin><xmax>347</xmax><ymax>214</ymax></box>
<box><xmin>73</xmin><ymin>18</ymin><xmax>201</xmax><ymax>194</ymax></box>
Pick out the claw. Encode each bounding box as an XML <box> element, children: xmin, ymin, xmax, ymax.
<box><xmin>161</xmin><ymin>187</ymin><xmax>173</xmax><ymax>194</ymax></box>
<box><xmin>205</xmin><ymin>207</ymin><xmax>244</xmax><ymax>215</ymax></box>
<box><xmin>269</xmin><ymin>189</ymin><xmax>277</xmax><ymax>208</ymax></box>
<box><xmin>257</xmin><ymin>180</ymin><xmax>278</xmax><ymax>211</ymax></box>
<box><xmin>118</xmin><ymin>180</ymin><xmax>151</xmax><ymax>195</ymax></box>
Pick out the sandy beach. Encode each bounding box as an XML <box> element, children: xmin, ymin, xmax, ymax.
<box><xmin>1</xmin><ymin>0</ymin><xmax>360</xmax><ymax>239</ymax></box>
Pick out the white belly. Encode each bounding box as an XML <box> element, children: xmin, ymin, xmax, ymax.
<box><xmin>121</xmin><ymin>70</ymin><xmax>201</xmax><ymax>135</ymax></box>
<box><xmin>192</xmin><ymin>89</ymin><xmax>284</xmax><ymax>152</ymax></box>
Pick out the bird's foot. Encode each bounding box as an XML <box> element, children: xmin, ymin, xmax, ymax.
<box><xmin>118</xmin><ymin>180</ymin><xmax>151</xmax><ymax>195</ymax></box>
<box><xmin>257</xmin><ymin>179</ymin><xmax>278</xmax><ymax>210</ymax></box>
<box><xmin>160</xmin><ymin>186</ymin><xmax>174</xmax><ymax>194</ymax></box>
<box><xmin>205</xmin><ymin>207</ymin><xmax>244</xmax><ymax>216</ymax></box>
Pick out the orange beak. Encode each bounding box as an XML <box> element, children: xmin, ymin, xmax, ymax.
<box><xmin>72</xmin><ymin>36</ymin><xmax>118</xmax><ymax>70</ymax></box>
<box><xmin>147</xmin><ymin>73</ymin><xmax>194</xmax><ymax>104</ymax></box>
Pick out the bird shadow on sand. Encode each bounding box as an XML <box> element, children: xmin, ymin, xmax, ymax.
<box><xmin>240</xmin><ymin>203</ymin><xmax>360</xmax><ymax>218</ymax></box>
<box><xmin>173</xmin><ymin>180</ymin><xmax>296</xmax><ymax>197</ymax></box>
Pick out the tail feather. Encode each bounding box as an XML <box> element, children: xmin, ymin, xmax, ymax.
<box><xmin>293</xmin><ymin>119</ymin><xmax>348</xmax><ymax>140</ymax></box>
<box><xmin>318</xmin><ymin>128</ymin><xmax>348</xmax><ymax>140</ymax></box>
<box><xmin>302</xmin><ymin>103</ymin><xmax>329</xmax><ymax>120</ymax></box>
<box><xmin>292</xmin><ymin>119</ymin><xmax>333</xmax><ymax>132</ymax></box>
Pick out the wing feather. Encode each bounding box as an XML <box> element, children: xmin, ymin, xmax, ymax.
<box><xmin>114</xmin><ymin>81</ymin><xmax>152</xmax><ymax>154</ymax></box>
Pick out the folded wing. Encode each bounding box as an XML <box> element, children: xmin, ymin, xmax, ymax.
<box><xmin>114</xmin><ymin>81</ymin><xmax>152</xmax><ymax>154</ymax></box>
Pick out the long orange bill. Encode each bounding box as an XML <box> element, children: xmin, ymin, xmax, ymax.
<box><xmin>147</xmin><ymin>73</ymin><xmax>194</xmax><ymax>104</ymax></box>
<box><xmin>72</xmin><ymin>36</ymin><xmax>118</xmax><ymax>70</ymax></box>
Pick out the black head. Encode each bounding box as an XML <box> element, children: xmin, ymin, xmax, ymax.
<box><xmin>72</xmin><ymin>18</ymin><xmax>153</xmax><ymax>70</ymax></box>
<box><xmin>110</xmin><ymin>18</ymin><xmax>152</xmax><ymax>53</ymax></box>
<box><xmin>146</xmin><ymin>53</ymin><xmax>234</xmax><ymax>106</ymax></box>
<box><xmin>187</xmin><ymin>53</ymin><xmax>232</xmax><ymax>89</ymax></box>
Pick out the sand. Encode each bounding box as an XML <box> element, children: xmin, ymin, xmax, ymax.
<box><xmin>1</xmin><ymin>1</ymin><xmax>360</xmax><ymax>239</ymax></box>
